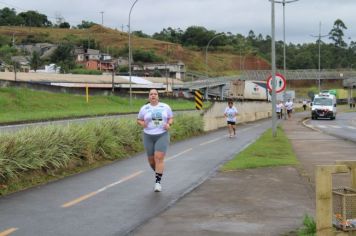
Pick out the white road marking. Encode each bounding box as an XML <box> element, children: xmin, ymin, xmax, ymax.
<box><xmin>199</xmin><ymin>137</ymin><xmax>223</xmax><ymax>146</ymax></box>
<box><xmin>61</xmin><ymin>171</ymin><xmax>143</xmax><ymax>208</ymax></box>
<box><xmin>329</xmin><ymin>125</ymin><xmax>341</xmax><ymax>129</ymax></box>
<box><xmin>166</xmin><ymin>148</ymin><xmax>193</xmax><ymax>161</ymax></box>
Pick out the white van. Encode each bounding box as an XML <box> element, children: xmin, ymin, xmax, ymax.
<box><xmin>311</xmin><ymin>93</ymin><xmax>337</xmax><ymax>120</ymax></box>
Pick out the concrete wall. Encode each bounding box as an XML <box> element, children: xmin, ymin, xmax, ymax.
<box><xmin>203</xmin><ymin>101</ymin><xmax>272</xmax><ymax>131</ymax></box>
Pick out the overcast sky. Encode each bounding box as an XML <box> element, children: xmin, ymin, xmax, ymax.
<box><xmin>1</xmin><ymin>0</ymin><xmax>355</xmax><ymax>44</ymax></box>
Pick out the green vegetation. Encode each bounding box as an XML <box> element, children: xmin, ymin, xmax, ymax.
<box><xmin>70</xmin><ymin>68</ymin><xmax>103</xmax><ymax>75</ymax></box>
<box><xmin>0</xmin><ymin>87</ymin><xmax>198</xmax><ymax>124</ymax></box>
<box><xmin>0</xmin><ymin>114</ymin><xmax>204</xmax><ymax>195</ymax></box>
<box><xmin>297</xmin><ymin>215</ymin><xmax>316</xmax><ymax>236</ymax></box>
<box><xmin>221</xmin><ymin>126</ymin><xmax>298</xmax><ymax>171</ymax></box>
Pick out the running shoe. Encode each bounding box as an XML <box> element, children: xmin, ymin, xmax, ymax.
<box><xmin>154</xmin><ymin>183</ymin><xmax>162</xmax><ymax>192</ymax></box>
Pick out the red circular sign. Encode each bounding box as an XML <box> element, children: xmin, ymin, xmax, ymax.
<box><xmin>267</xmin><ymin>73</ymin><xmax>286</xmax><ymax>93</ymax></box>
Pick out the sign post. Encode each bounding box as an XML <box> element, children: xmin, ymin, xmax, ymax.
<box><xmin>267</xmin><ymin>73</ymin><xmax>286</xmax><ymax>94</ymax></box>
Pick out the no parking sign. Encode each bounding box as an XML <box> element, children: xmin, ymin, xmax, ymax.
<box><xmin>267</xmin><ymin>73</ymin><xmax>286</xmax><ymax>93</ymax></box>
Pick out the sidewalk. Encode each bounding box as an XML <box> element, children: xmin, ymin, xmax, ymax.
<box><xmin>132</xmin><ymin>112</ymin><xmax>356</xmax><ymax>236</ymax></box>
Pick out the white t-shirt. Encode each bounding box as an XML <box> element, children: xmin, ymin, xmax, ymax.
<box><xmin>138</xmin><ymin>102</ymin><xmax>173</xmax><ymax>135</ymax></box>
<box><xmin>224</xmin><ymin>106</ymin><xmax>238</xmax><ymax>122</ymax></box>
<box><xmin>285</xmin><ymin>101</ymin><xmax>293</xmax><ymax>111</ymax></box>
<box><xmin>276</xmin><ymin>103</ymin><xmax>283</xmax><ymax>113</ymax></box>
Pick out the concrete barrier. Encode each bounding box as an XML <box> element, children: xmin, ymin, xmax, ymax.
<box><xmin>203</xmin><ymin>101</ymin><xmax>272</xmax><ymax>131</ymax></box>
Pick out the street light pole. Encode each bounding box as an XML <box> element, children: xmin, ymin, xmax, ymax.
<box><xmin>205</xmin><ymin>33</ymin><xmax>224</xmax><ymax>78</ymax></box>
<box><xmin>204</xmin><ymin>33</ymin><xmax>224</xmax><ymax>100</ymax></box>
<box><xmin>128</xmin><ymin>0</ymin><xmax>139</xmax><ymax>107</ymax></box>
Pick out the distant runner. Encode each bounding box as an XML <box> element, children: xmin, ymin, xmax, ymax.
<box><xmin>224</xmin><ymin>100</ymin><xmax>238</xmax><ymax>138</ymax></box>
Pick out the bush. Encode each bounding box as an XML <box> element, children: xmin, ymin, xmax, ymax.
<box><xmin>297</xmin><ymin>215</ymin><xmax>316</xmax><ymax>236</ymax></box>
<box><xmin>0</xmin><ymin>114</ymin><xmax>203</xmax><ymax>194</ymax></box>
<box><xmin>70</xmin><ymin>68</ymin><xmax>102</xmax><ymax>75</ymax></box>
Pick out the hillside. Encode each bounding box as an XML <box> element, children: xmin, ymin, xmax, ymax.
<box><xmin>0</xmin><ymin>25</ymin><xmax>269</xmax><ymax>76</ymax></box>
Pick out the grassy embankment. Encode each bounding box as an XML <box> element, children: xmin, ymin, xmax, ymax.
<box><xmin>0</xmin><ymin>113</ymin><xmax>204</xmax><ymax>196</ymax></box>
<box><xmin>0</xmin><ymin>25</ymin><xmax>268</xmax><ymax>77</ymax></box>
<box><xmin>0</xmin><ymin>87</ymin><xmax>202</xmax><ymax>124</ymax></box>
<box><xmin>221</xmin><ymin>126</ymin><xmax>298</xmax><ymax>170</ymax></box>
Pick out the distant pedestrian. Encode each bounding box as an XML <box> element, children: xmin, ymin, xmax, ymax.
<box><xmin>276</xmin><ymin>101</ymin><xmax>284</xmax><ymax>119</ymax></box>
<box><xmin>224</xmin><ymin>100</ymin><xmax>238</xmax><ymax>138</ymax></box>
<box><xmin>302</xmin><ymin>100</ymin><xmax>307</xmax><ymax>111</ymax></box>
<box><xmin>285</xmin><ymin>99</ymin><xmax>293</xmax><ymax>119</ymax></box>
<box><xmin>137</xmin><ymin>89</ymin><xmax>173</xmax><ymax>192</ymax></box>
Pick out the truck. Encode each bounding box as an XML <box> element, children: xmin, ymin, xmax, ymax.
<box><xmin>228</xmin><ymin>80</ymin><xmax>269</xmax><ymax>101</ymax></box>
<box><xmin>311</xmin><ymin>92</ymin><xmax>337</xmax><ymax>120</ymax></box>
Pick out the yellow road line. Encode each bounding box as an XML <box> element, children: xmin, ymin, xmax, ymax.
<box><xmin>166</xmin><ymin>148</ymin><xmax>193</xmax><ymax>161</ymax></box>
<box><xmin>199</xmin><ymin>137</ymin><xmax>222</xmax><ymax>146</ymax></box>
<box><xmin>61</xmin><ymin>170</ymin><xmax>143</xmax><ymax>208</ymax></box>
<box><xmin>0</xmin><ymin>228</ymin><xmax>18</xmax><ymax>236</ymax></box>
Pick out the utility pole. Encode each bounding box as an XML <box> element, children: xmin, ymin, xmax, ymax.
<box><xmin>100</xmin><ymin>11</ymin><xmax>104</xmax><ymax>26</ymax></box>
<box><xmin>311</xmin><ymin>22</ymin><xmax>328</xmax><ymax>93</ymax></box>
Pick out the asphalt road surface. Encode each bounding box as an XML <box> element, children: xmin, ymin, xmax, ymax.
<box><xmin>0</xmin><ymin>119</ymin><xmax>271</xmax><ymax>236</ymax></box>
<box><xmin>305</xmin><ymin>112</ymin><xmax>356</xmax><ymax>142</ymax></box>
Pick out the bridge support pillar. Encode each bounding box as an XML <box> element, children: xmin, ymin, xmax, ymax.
<box><xmin>219</xmin><ymin>85</ymin><xmax>225</xmax><ymax>100</ymax></box>
<box><xmin>204</xmin><ymin>87</ymin><xmax>209</xmax><ymax>100</ymax></box>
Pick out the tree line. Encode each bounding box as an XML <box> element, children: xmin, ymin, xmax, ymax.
<box><xmin>1</xmin><ymin>6</ymin><xmax>355</xmax><ymax>70</ymax></box>
<box><xmin>0</xmin><ymin>7</ymin><xmax>95</xmax><ymax>29</ymax></box>
<box><xmin>141</xmin><ymin>19</ymin><xmax>356</xmax><ymax>70</ymax></box>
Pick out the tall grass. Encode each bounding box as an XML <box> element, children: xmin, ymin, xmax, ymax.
<box><xmin>0</xmin><ymin>114</ymin><xmax>204</xmax><ymax>195</ymax></box>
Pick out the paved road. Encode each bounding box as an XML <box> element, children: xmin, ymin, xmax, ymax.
<box><xmin>0</xmin><ymin>119</ymin><xmax>271</xmax><ymax>236</ymax></box>
<box><xmin>304</xmin><ymin>112</ymin><xmax>356</xmax><ymax>142</ymax></box>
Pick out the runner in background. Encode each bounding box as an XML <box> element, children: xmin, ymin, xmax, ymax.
<box><xmin>224</xmin><ymin>100</ymin><xmax>238</xmax><ymax>138</ymax></box>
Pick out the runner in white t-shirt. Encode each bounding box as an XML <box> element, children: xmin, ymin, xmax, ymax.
<box><xmin>224</xmin><ymin>100</ymin><xmax>238</xmax><ymax>138</ymax></box>
<box><xmin>285</xmin><ymin>99</ymin><xmax>293</xmax><ymax>119</ymax></box>
<box><xmin>137</xmin><ymin>89</ymin><xmax>173</xmax><ymax>192</ymax></box>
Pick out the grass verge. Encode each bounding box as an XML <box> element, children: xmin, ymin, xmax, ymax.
<box><xmin>0</xmin><ymin>87</ymin><xmax>205</xmax><ymax>124</ymax></box>
<box><xmin>221</xmin><ymin>126</ymin><xmax>298</xmax><ymax>171</ymax></box>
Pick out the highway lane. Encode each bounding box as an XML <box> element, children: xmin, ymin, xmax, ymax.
<box><xmin>0</xmin><ymin>119</ymin><xmax>271</xmax><ymax>236</ymax></box>
<box><xmin>304</xmin><ymin>112</ymin><xmax>356</xmax><ymax>142</ymax></box>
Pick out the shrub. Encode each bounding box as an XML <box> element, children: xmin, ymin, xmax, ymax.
<box><xmin>0</xmin><ymin>114</ymin><xmax>203</xmax><ymax>193</ymax></box>
<box><xmin>70</xmin><ymin>68</ymin><xmax>103</xmax><ymax>75</ymax></box>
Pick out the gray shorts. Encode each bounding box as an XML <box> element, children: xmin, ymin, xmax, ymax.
<box><xmin>143</xmin><ymin>132</ymin><xmax>170</xmax><ymax>156</ymax></box>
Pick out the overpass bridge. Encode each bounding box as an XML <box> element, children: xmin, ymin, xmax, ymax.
<box><xmin>175</xmin><ymin>69</ymin><xmax>356</xmax><ymax>99</ymax></box>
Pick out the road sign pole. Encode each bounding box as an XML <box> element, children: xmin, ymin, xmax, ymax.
<box><xmin>271</xmin><ymin>0</ymin><xmax>277</xmax><ymax>137</ymax></box>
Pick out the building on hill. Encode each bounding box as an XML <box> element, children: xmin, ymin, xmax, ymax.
<box><xmin>132</xmin><ymin>61</ymin><xmax>185</xmax><ymax>80</ymax></box>
<box><xmin>74</xmin><ymin>48</ymin><xmax>116</xmax><ymax>73</ymax></box>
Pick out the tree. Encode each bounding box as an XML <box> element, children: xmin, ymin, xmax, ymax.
<box><xmin>329</xmin><ymin>19</ymin><xmax>347</xmax><ymax>48</ymax></box>
<box><xmin>18</xmin><ymin>10</ymin><xmax>52</xmax><ymax>27</ymax></box>
<box><xmin>181</xmin><ymin>26</ymin><xmax>215</xmax><ymax>48</ymax></box>
<box><xmin>50</xmin><ymin>43</ymin><xmax>75</xmax><ymax>73</ymax></box>
<box><xmin>59</xmin><ymin>22</ymin><xmax>70</xmax><ymax>28</ymax></box>
<box><xmin>132</xmin><ymin>30</ymin><xmax>150</xmax><ymax>38</ymax></box>
<box><xmin>0</xmin><ymin>7</ymin><xmax>24</xmax><ymax>26</ymax></box>
<box><xmin>77</xmin><ymin>20</ymin><xmax>96</xmax><ymax>29</ymax></box>
<box><xmin>29</xmin><ymin>51</ymin><xmax>42</xmax><ymax>72</ymax></box>
<box><xmin>152</xmin><ymin>27</ymin><xmax>183</xmax><ymax>44</ymax></box>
